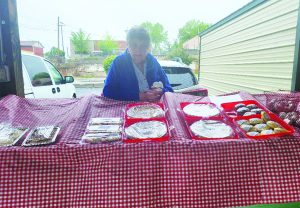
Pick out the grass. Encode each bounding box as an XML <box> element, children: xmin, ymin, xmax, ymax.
<box><xmin>242</xmin><ymin>202</ymin><xmax>300</xmax><ymax>208</ymax></box>
<box><xmin>75</xmin><ymin>75</ymin><xmax>96</xmax><ymax>79</ymax></box>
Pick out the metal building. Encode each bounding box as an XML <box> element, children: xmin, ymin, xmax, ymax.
<box><xmin>199</xmin><ymin>0</ymin><xmax>300</xmax><ymax>95</ymax></box>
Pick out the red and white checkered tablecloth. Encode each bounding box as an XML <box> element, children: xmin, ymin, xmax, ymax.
<box><xmin>0</xmin><ymin>92</ymin><xmax>300</xmax><ymax>207</ymax></box>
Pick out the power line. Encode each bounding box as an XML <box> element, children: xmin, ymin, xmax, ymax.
<box><xmin>19</xmin><ymin>24</ymin><xmax>57</xmax><ymax>32</ymax></box>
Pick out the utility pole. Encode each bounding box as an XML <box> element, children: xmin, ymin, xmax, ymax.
<box><xmin>57</xmin><ymin>16</ymin><xmax>60</xmax><ymax>50</ymax></box>
<box><xmin>60</xmin><ymin>22</ymin><xmax>65</xmax><ymax>53</ymax></box>
<box><xmin>57</xmin><ymin>17</ymin><xmax>65</xmax><ymax>52</ymax></box>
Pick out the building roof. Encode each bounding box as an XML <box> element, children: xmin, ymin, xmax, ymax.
<box><xmin>20</xmin><ymin>41</ymin><xmax>44</xmax><ymax>48</ymax></box>
<box><xmin>183</xmin><ymin>36</ymin><xmax>200</xmax><ymax>50</ymax></box>
<box><xmin>199</xmin><ymin>0</ymin><xmax>267</xmax><ymax>37</ymax></box>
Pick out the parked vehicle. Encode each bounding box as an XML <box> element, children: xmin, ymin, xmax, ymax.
<box><xmin>159</xmin><ymin>60</ymin><xmax>207</xmax><ymax>96</ymax></box>
<box><xmin>22</xmin><ymin>53</ymin><xmax>76</xmax><ymax>98</ymax></box>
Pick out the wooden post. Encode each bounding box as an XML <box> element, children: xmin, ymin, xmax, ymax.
<box><xmin>0</xmin><ymin>0</ymin><xmax>24</xmax><ymax>98</ymax></box>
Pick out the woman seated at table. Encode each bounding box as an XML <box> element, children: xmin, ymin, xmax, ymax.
<box><xmin>102</xmin><ymin>26</ymin><xmax>173</xmax><ymax>102</ymax></box>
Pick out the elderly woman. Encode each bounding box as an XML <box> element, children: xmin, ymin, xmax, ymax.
<box><xmin>102</xmin><ymin>26</ymin><xmax>173</xmax><ymax>101</ymax></box>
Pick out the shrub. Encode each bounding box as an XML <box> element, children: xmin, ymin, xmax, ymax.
<box><xmin>103</xmin><ymin>55</ymin><xmax>116</xmax><ymax>74</ymax></box>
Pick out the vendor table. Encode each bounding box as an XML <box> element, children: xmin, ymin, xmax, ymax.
<box><xmin>0</xmin><ymin>92</ymin><xmax>300</xmax><ymax>208</ymax></box>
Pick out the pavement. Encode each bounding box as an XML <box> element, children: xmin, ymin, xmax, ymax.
<box><xmin>73</xmin><ymin>77</ymin><xmax>105</xmax><ymax>88</ymax></box>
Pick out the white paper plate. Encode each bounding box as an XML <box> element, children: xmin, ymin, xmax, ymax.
<box><xmin>125</xmin><ymin>121</ymin><xmax>167</xmax><ymax>139</ymax></box>
<box><xmin>127</xmin><ymin>104</ymin><xmax>164</xmax><ymax>119</ymax></box>
<box><xmin>183</xmin><ymin>103</ymin><xmax>220</xmax><ymax>117</ymax></box>
<box><xmin>190</xmin><ymin>120</ymin><xmax>233</xmax><ymax>138</ymax></box>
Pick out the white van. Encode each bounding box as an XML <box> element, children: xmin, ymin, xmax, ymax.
<box><xmin>22</xmin><ymin>53</ymin><xmax>76</xmax><ymax>98</ymax></box>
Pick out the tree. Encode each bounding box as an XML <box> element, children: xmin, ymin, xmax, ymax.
<box><xmin>45</xmin><ymin>47</ymin><xmax>65</xmax><ymax>59</ymax></box>
<box><xmin>103</xmin><ymin>55</ymin><xmax>116</xmax><ymax>74</ymax></box>
<box><xmin>140</xmin><ymin>22</ymin><xmax>168</xmax><ymax>54</ymax></box>
<box><xmin>178</xmin><ymin>20</ymin><xmax>210</xmax><ymax>44</ymax></box>
<box><xmin>45</xmin><ymin>47</ymin><xmax>65</xmax><ymax>64</ymax></box>
<box><xmin>166</xmin><ymin>41</ymin><xmax>194</xmax><ymax>65</ymax></box>
<box><xmin>98</xmin><ymin>35</ymin><xmax>118</xmax><ymax>55</ymax></box>
<box><xmin>70</xmin><ymin>29</ymin><xmax>90</xmax><ymax>54</ymax></box>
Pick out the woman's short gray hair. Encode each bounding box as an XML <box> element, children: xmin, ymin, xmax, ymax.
<box><xmin>126</xmin><ymin>26</ymin><xmax>151</xmax><ymax>47</ymax></box>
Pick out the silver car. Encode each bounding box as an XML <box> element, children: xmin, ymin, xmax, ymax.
<box><xmin>159</xmin><ymin>60</ymin><xmax>207</xmax><ymax>96</ymax></box>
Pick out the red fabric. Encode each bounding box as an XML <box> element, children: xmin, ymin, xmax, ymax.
<box><xmin>0</xmin><ymin>92</ymin><xmax>300</xmax><ymax>207</ymax></box>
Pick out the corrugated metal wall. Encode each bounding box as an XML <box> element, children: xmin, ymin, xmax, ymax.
<box><xmin>199</xmin><ymin>0</ymin><xmax>299</xmax><ymax>95</ymax></box>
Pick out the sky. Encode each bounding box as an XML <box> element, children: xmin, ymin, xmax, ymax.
<box><xmin>17</xmin><ymin>0</ymin><xmax>252</xmax><ymax>55</ymax></box>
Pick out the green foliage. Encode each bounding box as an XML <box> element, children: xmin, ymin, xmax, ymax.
<box><xmin>98</xmin><ymin>35</ymin><xmax>118</xmax><ymax>55</ymax></box>
<box><xmin>45</xmin><ymin>47</ymin><xmax>65</xmax><ymax>58</ymax></box>
<box><xmin>140</xmin><ymin>22</ymin><xmax>168</xmax><ymax>54</ymax></box>
<box><xmin>178</xmin><ymin>20</ymin><xmax>210</xmax><ymax>44</ymax></box>
<box><xmin>45</xmin><ymin>47</ymin><xmax>65</xmax><ymax>64</ymax></box>
<box><xmin>166</xmin><ymin>41</ymin><xmax>194</xmax><ymax>65</ymax></box>
<box><xmin>70</xmin><ymin>29</ymin><xmax>90</xmax><ymax>54</ymax></box>
<box><xmin>103</xmin><ymin>55</ymin><xmax>116</xmax><ymax>74</ymax></box>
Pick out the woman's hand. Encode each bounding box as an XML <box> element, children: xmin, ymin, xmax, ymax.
<box><xmin>139</xmin><ymin>89</ymin><xmax>163</xmax><ymax>102</ymax></box>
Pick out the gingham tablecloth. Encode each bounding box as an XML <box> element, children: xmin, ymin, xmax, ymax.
<box><xmin>0</xmin><ymin>92</ymin><xmax>300</xmax><ymax>208</ymax></box>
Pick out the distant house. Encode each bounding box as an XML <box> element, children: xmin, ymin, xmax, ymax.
<box><xmin>70</xmin><ymin>40</ymin><xmax>127</xmax><ymax>56</ymax></box>
<box><xmin>20</xmin><ymin>41</ymin><xmax>44</xmax><ymax>57</ymax></box>
<box><xmin>183</xmin><ymin>36</ymin><xmax>200</xmax><ymax>56</ymax></box>
<box><xmin>198</xmin><ymin>0</ymin><xmax>300</xmax><ymax>95</ymax></box>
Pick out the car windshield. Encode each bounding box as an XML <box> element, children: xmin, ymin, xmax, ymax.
<box><xmin>22</xmin><ymin>54</ymin><xmax>53</xmax><ymax>86</ymax></box>
<box><xmin>163</xmin><ymin>67</ymin><xmax>197</xmax><ymax>90</ymax></box>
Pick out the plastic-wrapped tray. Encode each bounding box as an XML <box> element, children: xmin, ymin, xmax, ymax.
<box><xmin>180</xmin><ymin>102</ymin><xmax>222</xmax><ymax>119</ymax></box>
<box><xmin>123</xmin><ymin>118</ymin><xmax>170</xmax><ymax>143</ymax></box>
<box><xmin>125</xmin><ymin>103</ymin><xmax>165</xmax><ymax>120</ymax></box>
<box><xmin>184</xmin><ymin>117</ymin><xmax>239</xmax><ymax>140</ymax></box>
<box><xmin>22</xmin><ymin>126</ymin><xmax>60</xmax><ymax>146</ymax></box>
<box><xmin>0</xmin><ymin>123</ymin><xmax>29</xmax><ymax>147</ymax></box>
<box><xmin>82</xmin><ymin>117</ymin><xmax>123</xmax><ymax>144</ymax></box>
<box><xmin>221</xmin><ymin>100</ymin><xmax>272</xmax><ymax>119</ymax></box>
<box><xmin>89</xmin><ymin>117</ymin><xmax>123</xmax><ymax>125</ymax></box>
<box><xmin>86</xmin><ymin>124</ymin><xmax>121</xmax><ymax>133</ymax></box>
<box><xmin>234</xmin><ymin>113</ymin><xmax>294</xmax><ymax>139</ymax></box>
<box><xmin>82</xmin><ymin>132</ymin><xmax>121</xmax><ymax>143</ymax></box>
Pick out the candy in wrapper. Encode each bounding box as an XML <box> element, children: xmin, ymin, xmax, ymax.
<box><xmin>151</xmin><ymin>81</ymin><xmax>163</xmax><ymax>89</ymax></box>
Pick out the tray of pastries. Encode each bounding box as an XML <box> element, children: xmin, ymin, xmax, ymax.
<box><xmin>180</xmin><ymin>102</ymin><xmax>221</xmax><ymax>118</ymax></box>
<box><xmin>82</xmin><ymin>117</ymin><xmax>123</xmax><ymax>143</ymax></box>
<box><xmin>89</xmin><ymin>117</ymin><xmax>123</xmax><ymax>125</ymax></box>
<box><xmin>187</xmin><ymin>118</ymin><xmax>238</xmax><ymax>140</ymax></box>
<box><xmin>126</xmin><ymin>103</ymin><xmax>165</xmax><ymax>119</ymax></box>
<box><xmin>235</xmin><ymin>111</ymin><xmax>294</xmax><ymax>139</ymax></box>
<box><xmin>22</xmin><ymin>126</ymin><xmax>60</xmax><ymax>146</ymax></box>
<box><xmin>123</xmin><ymin>119</ymin><xmax>169</xmax><ymax>143</ymax></box>
<box><xmin>0</xmin><ymin>123</ymin><xmax>29</xmax><ymax>147</ymax></box>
